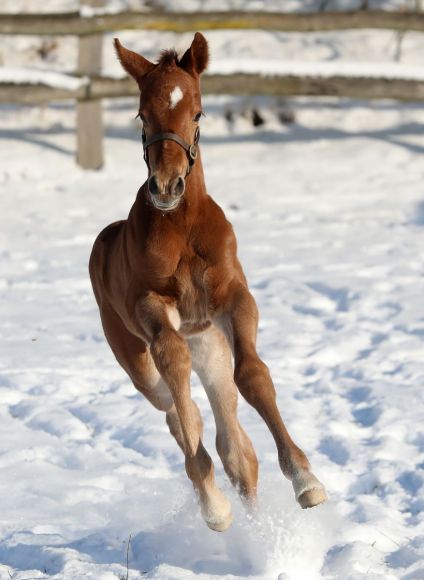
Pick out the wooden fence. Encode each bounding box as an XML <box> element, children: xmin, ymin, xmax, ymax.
<box><xmin>1</xmin><ymin>5</ymin><xmax>423</xmax><ymax>168</ymax></box>
<box><xmin>2</xmin><ymin>9</ymin><xmax>424</xmax><ymax>35</ymax></box>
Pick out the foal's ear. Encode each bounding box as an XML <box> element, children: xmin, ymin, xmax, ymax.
<box><xmin>114</xmin><ymin>38</ymin><xmax>154</xmax><ymax>85</ymax></box>
<box><xmin>179</xmin><ymin>32</ymin><xmax>209</xmax><ymax>76</ymax></box>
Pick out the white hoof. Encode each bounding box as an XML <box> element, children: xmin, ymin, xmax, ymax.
<box><xmin>205</xmin><ymin>508</ymin><xmax>233</xmax><ymax>532</ymax></box>
<box><xmin>201</xmin><ymin>490</ymin><xmax>233</xmax><ymax>532</ymax></box>
<box><xmin>292</xmin><ymin>469</ymin><xmax>328</xmax><ymax>509</ymax></box>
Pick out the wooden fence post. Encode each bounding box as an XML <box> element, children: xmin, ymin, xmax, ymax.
<box><xmin>76</xmin><ymin>0</ymin><xmax>104</xmax><ymax>169</ymax></box>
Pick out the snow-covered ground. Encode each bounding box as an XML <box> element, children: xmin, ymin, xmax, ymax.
<box><xmin>1</xmin><ymin>93</ymin><xmax>424</xmax><ymax>579</ymax></box>
<box><xmin>1</xmin><ymin>1</ymin><xmax>424</xmax><ymax>578</ymax></box>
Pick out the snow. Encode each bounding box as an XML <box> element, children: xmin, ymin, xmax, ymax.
<box><xmin>0</xmin><ymin>68</ymin><xmax>87</xmax><ymax>89</ymax></box>
<box><xmin>1</xmin><ymin>0</ymin><xmax>424</xmax><ymax>578</ymax></box>
<box><xmin>79</xmin><ymin>2</ymin><xmax>137</xmax><ymax>17</ymax></box>
<box><xmin>208</xmin><ymin>59</ymin><xmax>424</xmax><ymax>81</ymax></box>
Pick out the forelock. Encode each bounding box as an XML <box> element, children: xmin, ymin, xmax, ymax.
<box><xmin>157</xmin><ymin>49</ymin><xmax>179</xmax><ymax>67</ymax></box>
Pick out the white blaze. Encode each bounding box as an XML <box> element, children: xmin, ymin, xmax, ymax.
<box><xmin>169</xmin><ymin>86</ymin><xmax>183</xmax><ymax>109</ymax></box>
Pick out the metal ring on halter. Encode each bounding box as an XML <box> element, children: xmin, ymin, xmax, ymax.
<box><xmin>189</xmin><ymin>144</ymin><xmax>198</xmax><ymax>161</ymax></box>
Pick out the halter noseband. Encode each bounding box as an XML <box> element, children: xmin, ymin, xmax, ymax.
<box><xmin>142</xmin><ymin>127</ymin><xmax>200</xmax><ymax>176</ymax></box>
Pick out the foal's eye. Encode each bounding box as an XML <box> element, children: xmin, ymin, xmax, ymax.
<box><xmin>193</xmin><ymin>112</ymin><xmax>202</xmax><ymax>123</ymax></box>
<box><xmin>137</xmin><ymin>112</ymin><xmax>147</xmax><ymax>125</ymax></box>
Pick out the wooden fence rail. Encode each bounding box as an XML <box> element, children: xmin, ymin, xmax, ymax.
<box><xmin>2</xmin><ymin>73</ymin><xmax>424</xmax><ymax>105</ymax></box>
<box><xmin>1</xmin><ymin>9</ymin><xmax>424</xmax><ymax>35</ymax></box>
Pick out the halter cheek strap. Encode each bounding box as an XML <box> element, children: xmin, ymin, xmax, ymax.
<box><xmin>142</xmin><ymin>127</ymin><xmax>200</xmax><ymax>175</ymax></box>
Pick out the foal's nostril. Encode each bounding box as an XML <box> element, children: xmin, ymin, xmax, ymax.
<box><xmin>148</xmin><ymin>175</ymin><xmax>160</xmax><ymax>196</ymax></box>
<box><xmin>171</xmin><ymin>176</ymin><xmax>185</xmax><ymax>198</ymax></box>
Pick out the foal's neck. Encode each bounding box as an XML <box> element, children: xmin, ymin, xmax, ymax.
<box><xmin>181</xmin><ymin>155</ymin><xmax>207</xmax><ymax>216</ymax></box>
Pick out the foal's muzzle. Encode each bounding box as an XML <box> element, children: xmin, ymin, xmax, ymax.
<box><xmin>148</xmin><ymin>174</ymin><xmax>185</xmax><ymax>211</ymax></box>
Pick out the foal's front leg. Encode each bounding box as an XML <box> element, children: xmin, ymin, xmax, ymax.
<box><xmin>221</xmin><ymin>285</ymin><xmax>327</xmax><ymax>508</ymax></box>
<box><xmin>136</xmin><ymin>293</ymin><xmax>232</xmax><ymax>531</ymax></box>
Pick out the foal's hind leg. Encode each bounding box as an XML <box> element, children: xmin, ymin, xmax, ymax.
<box><xmin>189</xmin><ymin>326</ymin><xmax>258</xmax><ymax>503</ymax></box>
<box><xmin>222</xmin><ymin>287</ymin><xmax>327</xmax><ymax>509</ymax></box>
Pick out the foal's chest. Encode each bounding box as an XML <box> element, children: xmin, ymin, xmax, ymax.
<box><xmin>172</xmin><ymin>251</ymin><xmax>210</xmax><ymax>329</ymax></box>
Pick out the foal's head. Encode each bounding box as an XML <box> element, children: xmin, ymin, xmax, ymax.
<box><xmin>114</xmin><ymin>33</ymin><xmax>209</xmax><ymax>212</ymax></box>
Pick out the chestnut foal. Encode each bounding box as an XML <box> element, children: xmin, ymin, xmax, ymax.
<box><xmin>89</xmin><ymin>33</ymin><xmax>327</xmax><ymax>532</ymax></box>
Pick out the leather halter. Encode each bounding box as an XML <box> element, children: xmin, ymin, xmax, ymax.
<box><xmin>142</xmin><ymin>126</ymin><xmax>200</xmax><ymax>176</ymax></box>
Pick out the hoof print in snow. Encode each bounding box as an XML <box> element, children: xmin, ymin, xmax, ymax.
<box><xmin>319</xmin><ymin>436</ymin><xmax>350</xmax><ymax>466</ymax></box>
<box><xmin>352</xmin><ymin>405</ymin><xmax>381</xmax><ymax>427</ymax></box>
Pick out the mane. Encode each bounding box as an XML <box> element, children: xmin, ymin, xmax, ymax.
<box><xmin>157</xmin><ymin>49</ymin><xmax>180</xmax><ymax>67</ymax></box>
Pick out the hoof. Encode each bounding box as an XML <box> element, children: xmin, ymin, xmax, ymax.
<box><xmin>292</xmin><ymin>469</ymin><xmax>328</xmax><ymax>509</ymax></box>
<box><xmin>298</xmin><ymin>486</ymin><xmax>327</xmax><ymax>509</ymax></box>
<box><xmin>205</xmin><ymin>509</ymin><xmax>233</xmax><ymax>532</ymax></box>
<box><xmin>201</xmin><ymin>491</ymin><xmax>233</xmax><ymax>532</ymax></box>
